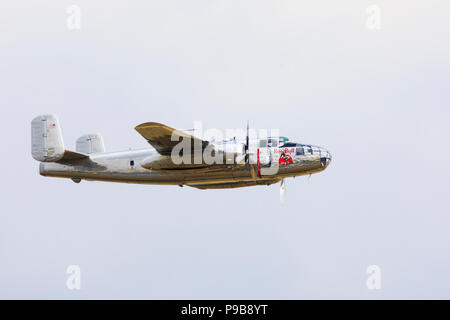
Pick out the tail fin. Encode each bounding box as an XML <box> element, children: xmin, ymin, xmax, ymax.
<box><xmin>76</xmin><ymin>134</ymin><xmax>105</xmax><ymax>154</ymax></box>
<box><xmin>31</xmin><ymin>114</ymin><xmax>88</xmax><ymax>162</ymax></box>
<box><xmin>31</xmin><ymin>114</ymin><xmax>65</xmax><ymax>162</ymax></box>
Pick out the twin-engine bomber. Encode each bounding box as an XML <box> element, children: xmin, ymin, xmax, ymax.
<box><xmin>31</xmin><ymin>114</ymin><xmax>331</xmax><ymax>196</ymax></box>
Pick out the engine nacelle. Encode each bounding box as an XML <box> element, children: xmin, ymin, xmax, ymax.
<box><xmin>140</xmin><ymin>141</ymin><xmax>250</xmax><ymax>169</ymax></box>
<box><xmin>140</xmin><ymin>154</ymin><xmax>208</xmax><ymax>170</ymax></box>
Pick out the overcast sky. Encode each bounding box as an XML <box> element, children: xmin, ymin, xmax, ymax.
<box><xmin>1</xmin><ymin>0</ymin><xmax>449</xmax><ymax>299</ymax></box>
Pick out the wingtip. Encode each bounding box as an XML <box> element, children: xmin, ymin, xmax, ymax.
<box><xmin>135</xmin><ymin>122</ymin><xmax>163</xmax><ymax>131</ymax></box>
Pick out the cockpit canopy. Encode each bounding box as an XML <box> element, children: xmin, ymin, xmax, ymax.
<box><xmin>258</xmin><ymin>137</ymin><xmax>326</xmax><ymax>156</ymax></box>
<box><xmin>259</xmin><ymin>136</ymin><xmax>289</xmax><ymax>148</ymax></box>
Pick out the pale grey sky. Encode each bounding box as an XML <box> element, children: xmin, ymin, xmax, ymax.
<box><xmin>1</xmin><ymin>0</ymin><xmax>449</xmax><ymax>299</ymax></box>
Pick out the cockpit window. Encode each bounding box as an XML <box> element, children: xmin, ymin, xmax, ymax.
<box><xmin>280</xmin><ymin>142</ymin><xmax>297</xmax><ymax>148</ymax></box>
<box><xmin>299</xmin><ymin>144</ymin><xmax>313</xmax><ymax>154</ymax></box>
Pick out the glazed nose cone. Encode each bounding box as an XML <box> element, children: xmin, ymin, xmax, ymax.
<box><xmin>320</xmin><ymin>148</ymin><xmax>332</xmax><ymax>168</ymax></box>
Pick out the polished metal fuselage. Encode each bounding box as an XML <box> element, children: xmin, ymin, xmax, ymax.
<box><xmin>39</xmin><ymin>145</ymin><xmax>331</xmax><ymax>188</ymax></box>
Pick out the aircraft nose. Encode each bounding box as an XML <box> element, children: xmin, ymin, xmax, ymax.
<box><xmin>320</xmin><ymin>148</ymin><xmax>332</xmax><ymax>168</ymax></box>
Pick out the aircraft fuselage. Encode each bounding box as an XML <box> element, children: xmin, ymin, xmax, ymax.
<box><xmin>39</xmin><ymin>144</ymin><xmax>331</xmax><ymax>189</ymax></box>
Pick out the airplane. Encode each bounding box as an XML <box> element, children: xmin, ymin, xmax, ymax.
<box><xmin>31</xmin><ymin>114</ymin><xmax>331</xmax><ymax>199</ymax></box>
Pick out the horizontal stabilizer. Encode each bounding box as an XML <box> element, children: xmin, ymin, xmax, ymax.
<box><xmin>59</xmin><ymin>150</ymin><xmax>89</xmax><ymax>162</ymax></box>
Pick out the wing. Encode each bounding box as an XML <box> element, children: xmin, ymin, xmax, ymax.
<box><xmin>135</xmin><ymin>122</ymin><xmax>209</xmax><ymax>156</ymax></box>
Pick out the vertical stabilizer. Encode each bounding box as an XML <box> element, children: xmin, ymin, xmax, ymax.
<box><xmin>31</xmin><ymin>114</ymin><xmax>65</xmax><ymax>162</ymax></box>
<box><xmin>76</xmin><ymin>134</ymin><xmax>105</xmax><ymax>154</ymax></box>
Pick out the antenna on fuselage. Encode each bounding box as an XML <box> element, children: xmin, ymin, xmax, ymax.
<box><xmin>180</xmin><ymin>128</ymin><xmax>196</xmax><ymax>134</ymax></box>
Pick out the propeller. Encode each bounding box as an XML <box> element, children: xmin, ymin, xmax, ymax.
<box><xmin>280</xmin><ymin>178</ymin><xmax>286</xmax><ymax>204</ymax></box>
<box><xmin>235</xmin><ymin>121</ymin><xmax>251</xmax><ymax>165</ymax></box>
<box><xmin>244</xmin><ymin>120</ymin><xmax>249</xmax><ymax>164</ymax></box>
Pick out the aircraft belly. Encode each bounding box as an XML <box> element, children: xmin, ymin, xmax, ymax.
<box><xmin>188</xmin><ymin>179</ymin><xmax>281</xmax><ymax>189</ymax></box>
<box><xmin>40</xmin><ymin>162</ymin><xmax>244</xmax><ymax>185</ymax></box>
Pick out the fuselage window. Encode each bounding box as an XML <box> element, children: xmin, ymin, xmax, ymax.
<box><xmin>296</xmin><ymin>147</ymin><xmax>304</xmax><ymax>155</ymax></box>
<box><xmin>130</xmin><ymin>160</ymin><xmax>135</xmax><ymax>166</ymax></box>
<box><xmin>259</xmin><ymin>139</ymin><xmax>268</xmax><ymax>148</ymax></box>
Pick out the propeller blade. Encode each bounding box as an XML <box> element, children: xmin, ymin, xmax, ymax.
<box><xmin>280</xmin><ymin>178</ymin><xmax>286</xmax><ymax>204</ymax></box>
<box><xmin>246</xmin><ymin>121</ymin><xmax>249</xmax><ymax>149</ymax></box>
<box><xmin>245</xmin><ymin>121</ymin><xmax>249</xmax><ymax>163</ymax></box>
